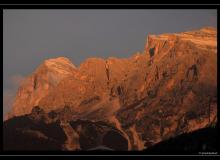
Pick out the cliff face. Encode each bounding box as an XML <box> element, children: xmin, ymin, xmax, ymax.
<box><xmin>7</xmin><ymin>57</ymin><xmax>77</xmax><ymax>118</ymax></box>
<box><xmin>5</xmin><ymin>27</ymin><xmax>217</xmax><ymax>151</ymax></box>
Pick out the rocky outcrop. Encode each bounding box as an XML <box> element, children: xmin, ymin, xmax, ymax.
<box><xmin>5</xmin><ymin>27</ymin><xmax>217</xmax><ymax>151</ymax></box>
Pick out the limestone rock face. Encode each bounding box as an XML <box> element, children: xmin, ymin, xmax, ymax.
<box><xmin>5</xmin><ymin>27</ymin><xmax>217</xmax><ymax>151</ymax></box>
<box><xmin>8</xmin><ymin>57</ymin><xmax>77</xmax><ymax>118</ymax></box>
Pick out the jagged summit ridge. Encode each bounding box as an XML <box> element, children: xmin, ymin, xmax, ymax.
<box><xmin>8</xmin><ymin>27</ymin><xmax>217</xmax><ymax>117</ymax></box>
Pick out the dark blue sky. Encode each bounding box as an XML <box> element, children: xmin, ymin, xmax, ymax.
<box><xmin>3</xmin><ymin>9</ymin><xmax>217</xmax><ymax>115</ymax></box>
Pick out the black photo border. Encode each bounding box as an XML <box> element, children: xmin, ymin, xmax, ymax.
<box><xmin>0</xmin><ymin>4</ymin><xmax>219</xmax><ymax>158</ymax></box>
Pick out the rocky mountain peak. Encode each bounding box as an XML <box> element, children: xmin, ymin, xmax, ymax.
<box><xmin>44</xmin><ymin>57</ymin><xmax>76</xmax><ymax>69</ymax></box>
<box><xmin>40</xmin><ymin>57</ymin><xmax>77</xmax><ymax>75</ymax></box>
<box><xmin>6</xmin><ymin>57</ymin><xmax>77</xmax><ymax>119</ymax></box>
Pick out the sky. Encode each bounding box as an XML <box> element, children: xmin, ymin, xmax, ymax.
<box><xmin>3</xmin><ymin>9</ymin><xmax>217</xmax><ymax>116</ymax></box>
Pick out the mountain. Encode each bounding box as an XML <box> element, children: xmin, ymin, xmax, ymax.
<box><xmin>4</xmin><ymin>27</ymin><xmax>217</xmax><ymax>151</ymax></box>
